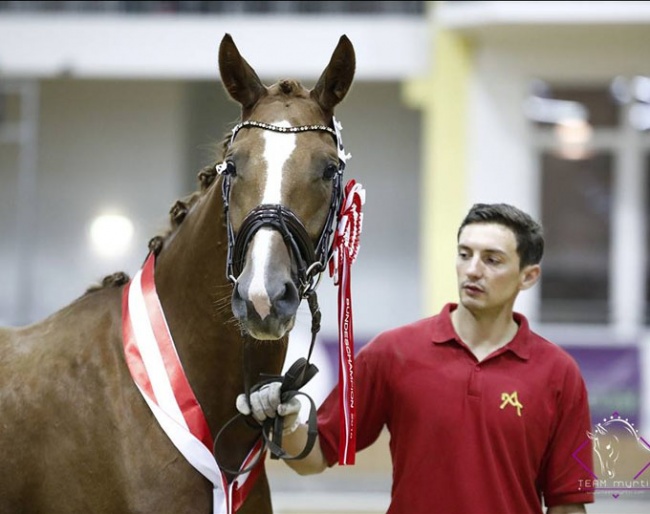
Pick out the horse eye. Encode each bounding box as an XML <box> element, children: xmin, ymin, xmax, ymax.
<box><xmin>226</xmin><ymin>160</ymin><xmax>237</xmax><ymax>176</ymax></box>
<box><xmin>323</xmin><ymin>163</ymin><xmax>338</xmax><ymax>181</ymax></box>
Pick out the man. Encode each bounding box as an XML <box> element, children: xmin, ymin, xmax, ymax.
<box><xmin>237</xmin><ymin>203</ymin><xmax>594</xmax><ymax>514</ymax></box>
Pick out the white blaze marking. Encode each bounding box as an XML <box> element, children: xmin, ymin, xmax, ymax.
<box><xmin>262</xmin><ymin>121</ymin><xmax>295</xmax><ymax>204</ymax></box>
<box><xmin>249</xmin><ymin>229</ymin><xmax>274</xmax><ymax>320</ymax></box>
<box><xmin>248</xmin><ymin>121</ymin><xmax>296</xmax><ymax>320</ymax></box>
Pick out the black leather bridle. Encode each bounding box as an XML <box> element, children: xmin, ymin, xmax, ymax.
<box><xmin>217</xmin><ymin>119</ymin><xmax>345</xmax><ymax>298</ymax></box>
<box><xmin>213</xmin><ymin>118</ymin><xmax>349</xmax><ymax>470</ymax></box>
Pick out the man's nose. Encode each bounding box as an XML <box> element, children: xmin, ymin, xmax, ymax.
<box><xmin>466</xmin><ymin>257</ymin><xmax>483</xmax><ymax>277</ymax></box>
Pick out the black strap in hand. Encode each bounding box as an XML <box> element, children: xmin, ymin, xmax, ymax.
<box><xmin>214</xmin><ymin>358</ymin><xmax>320</xmax><ymax>479</ymax></box>
<box><xmin>253</xmin><ymin>357</ymin><xmax>319</xmax><ymax>461</ymax></box>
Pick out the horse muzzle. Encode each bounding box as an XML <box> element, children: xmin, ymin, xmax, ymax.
<box><xmin>230</xmin><ymin>228</ymin><xmax>301</xmax><ymax>340</ymax></box>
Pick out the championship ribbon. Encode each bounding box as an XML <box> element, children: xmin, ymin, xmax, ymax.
<box><xmin>122</xmin><ymin>254</ymin><xmax>264</xmax><ymax>513</ymax></box>
<box><xmin>329</xmin><ymin>179</ymin><xmax>365</xmax><ymax>465</ymax></box>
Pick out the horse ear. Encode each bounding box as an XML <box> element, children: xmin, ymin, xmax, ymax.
<box><xmin>218</xmin><ymin>33</ymin><xmax>266</xmax><ymax>110</ymax></box>
<box><xmin>311</xmin><ymin>35</ymin><xmax>356</xmax><ymax>113</ymax></box>
<box><xmin>587</xmin><ymin>431</ymin><xmax>595</xmax><ymax>440</ymax></box>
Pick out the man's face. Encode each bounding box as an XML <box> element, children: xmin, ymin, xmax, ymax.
<box><xmin>456</xmin><ymin>222</ymin><xmax>536</xmax><ymax>313</ymax></box>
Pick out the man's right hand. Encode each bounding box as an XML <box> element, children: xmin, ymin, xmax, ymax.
<box><xmin>237</xmin><ymin>381</ymin><xmax>328</xmax><ymax>475</ymax></box>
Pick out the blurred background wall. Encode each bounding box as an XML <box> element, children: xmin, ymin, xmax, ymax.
<box><xmin>1</xmin><ymin>1</ymin><xmax>650</xmax><ymax>512</ymax></box>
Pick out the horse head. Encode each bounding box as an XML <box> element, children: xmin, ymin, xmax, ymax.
<box><xmin>586</xmin><ymin>416</ymin><xmax>650</xmax><ymax>480</ymax></box>
<box><xmin>217</xmin><ymin>34</ymin><xmax>355</xmax><ymax>341</ymax></box>
<box><xmin>588</xmin><ymin>422</ymin><xmax>621</xmax><ymax>479</ymax></box>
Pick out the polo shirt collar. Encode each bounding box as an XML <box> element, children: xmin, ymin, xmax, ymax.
<box><xmin>431</xmin><ymin>303</ymin><xmax>531</xmax><ymax>360</ymax></box>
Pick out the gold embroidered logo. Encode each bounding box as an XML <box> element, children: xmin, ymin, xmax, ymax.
<box><xmin>500</xmin><ymin>391</ymin><xmax>523</xmax><ymax>417</ymax></box>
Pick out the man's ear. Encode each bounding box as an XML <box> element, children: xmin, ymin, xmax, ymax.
<box><xmin>519</xmin><ymin>264</ymin><xmax>541</xmax><ymax>291</ymax></box>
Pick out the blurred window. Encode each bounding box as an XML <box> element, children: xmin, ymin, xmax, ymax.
<box><xmin>531</xmin><ymin>80</ymin><xmax>650</xmax><ymax>326</ymax></box>
<box><xmin>551</xmin><ymin>87</ymin><xmax>620</xmax><ymax>128</ymax></box>
<box><xmin>530</xmin><ymin>83</ymin><xmax>617</xmax><ymax>324</ymax></box>
<box><xmin>526</xmin><ymin>81</ymin><xmax>620</xmax><ymax>128</ymax></box>
<box><xmin>540</xmin><ymin>151</ymin><xmax>612</xmax><ymax>323</ymax></box>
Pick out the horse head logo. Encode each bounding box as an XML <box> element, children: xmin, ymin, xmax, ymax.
<box><xmin>587</xmin><ymin>415</ymin><xmax>650</xmax><ymax>480</ymax></box>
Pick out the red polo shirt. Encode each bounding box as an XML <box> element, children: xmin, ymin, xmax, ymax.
<box><xmin>317</xmin><ymin>303</ymin><xmax>594</xmax><ymax>514</ymax></box>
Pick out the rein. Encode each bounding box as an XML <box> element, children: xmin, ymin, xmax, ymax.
<box><xmin>213</xmin><ymin>119</ymin><xmax>349</xmax><ymax>471</ymax></box>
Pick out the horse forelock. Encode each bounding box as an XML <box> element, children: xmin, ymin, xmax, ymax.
<box><xmin>274</xmin><ymin>79</ymin><xmax>308</xmax><ymax>98</ymax></box>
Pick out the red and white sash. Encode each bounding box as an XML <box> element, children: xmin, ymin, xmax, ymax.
<box><xmin>122</xmin><ymin>254</ymin><xmax>264</xmax><ymax>513</ymax></box>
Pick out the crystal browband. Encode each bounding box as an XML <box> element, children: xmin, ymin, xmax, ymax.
<box><xmin>229</xmin><ymin>120</ymin><xmax>337</xmax><ymax>144</ymax></box>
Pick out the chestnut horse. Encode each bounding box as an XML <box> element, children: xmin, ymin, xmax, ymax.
<box><xmin>0</xmin><ymin>33</ymin><xmax>355</xmax><ymax>513</ymax></box>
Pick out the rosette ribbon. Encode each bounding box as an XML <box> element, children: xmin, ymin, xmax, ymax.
<box><xmin>329</xmin><ymin>179</ymin><xmax>365</xmax><ymax>465</ymax></box>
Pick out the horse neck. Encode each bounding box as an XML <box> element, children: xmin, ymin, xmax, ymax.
<box><xmin>151</xmin><ymin>180</ymin><xmax>288</xmax><ymax>447</ymax></box>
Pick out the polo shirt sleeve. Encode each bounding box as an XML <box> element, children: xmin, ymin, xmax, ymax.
<box><xmin>539</xmin><ymin>357</ymin><xmax>595</xmax><ymax>507</ymax></box>
<box><xmin>316</xmin><ymin>336</ymin><xmax>390</xmax><ymax>467</ymax></box>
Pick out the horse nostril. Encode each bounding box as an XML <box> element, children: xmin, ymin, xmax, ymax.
<box><xmin>231</xmin><ymin>282</ymin><xmax>248</xmax><ymax>320</ymax></box>
<box><xmin>271</xmin><ymin>281</ymin><xmax>300</xmax><ymax>319</ymax></box>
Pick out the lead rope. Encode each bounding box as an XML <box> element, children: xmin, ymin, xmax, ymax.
<box><xmin>213</xmin><ymin>290</ymin><xmax>322</xmax><ymax>476</ymax></box>
<box><xmin>264</xmin><ymin>290</ymin><xmax>321</xmax><ymax>461</ymax></box>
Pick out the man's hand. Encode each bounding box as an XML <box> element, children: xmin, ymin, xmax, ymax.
<box><xmin>236</xmin><ymin>382</ymin><xmax>302</xmax><ymax>435</ymax></box>
<box><xmin>237</xmin><ymin>381</ymin><xmax>328</xmax><ymax>475</ymax></box>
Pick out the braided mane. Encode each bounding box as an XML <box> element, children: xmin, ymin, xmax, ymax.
<box><xmin>85</xmin><ymin>129</ymin><xmax>232</xmax><ymax>293</ymax></box>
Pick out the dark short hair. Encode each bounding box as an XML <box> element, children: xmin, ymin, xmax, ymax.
<box><xmin>457</xmin><ymin>203</ymin><xmax>544</xmax><ymax>268</ymax></box>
